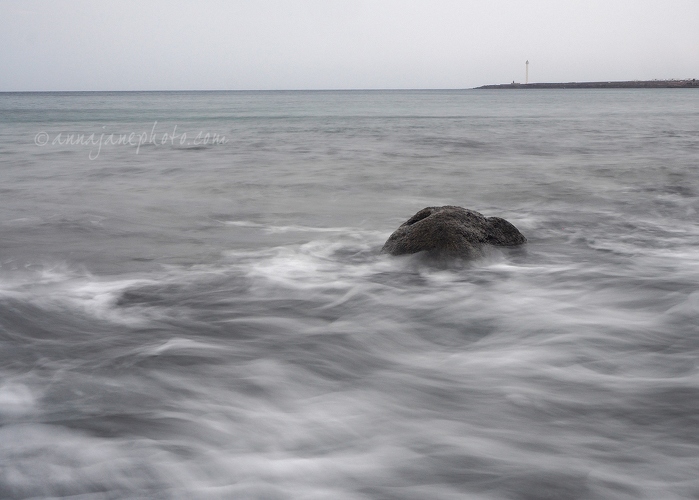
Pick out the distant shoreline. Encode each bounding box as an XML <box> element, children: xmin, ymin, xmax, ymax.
<box><xmin>475</xmin><ymin>79</ymin><xmax>699</xmax><ymax>89</ymax></box>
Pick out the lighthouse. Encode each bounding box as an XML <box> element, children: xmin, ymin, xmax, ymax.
<box><xmin>526</xmin><ymin>60</ymin><xmax>529</xmax><ymax>84</ymax></box>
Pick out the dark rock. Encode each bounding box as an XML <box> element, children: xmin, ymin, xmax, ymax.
<box><xmin>381</xmin><ymin>206</ymin><xmax>526</xmax><ymax>258</ymax></box>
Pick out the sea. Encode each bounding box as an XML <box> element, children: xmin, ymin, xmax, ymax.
<box><xmin>0</xmin><ymin>89</ymin><xmax>698</xmax><ymax>499</ymax></box>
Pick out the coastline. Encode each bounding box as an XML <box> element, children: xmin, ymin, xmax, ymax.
<box><xmin>475</xmin><ymin>79</ymin><xmax>698</xmax><ymax>89</ymax></box>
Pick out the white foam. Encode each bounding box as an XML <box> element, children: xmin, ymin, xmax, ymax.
<box><xmin>0</xmin><ymin>382</ymin><xmax>36</xmax><ymax>417</ymax></box>
<box><xmin>219</xmin><ymin>219</ymin><xmax>367</xmax><ymax>234</ymax></box>
<box><xmin>0</xmin><ymin>265</ymin><xmax>159</xmax><ymax>325</ymax></box>
<box><xmin>142</xmin><ymin>337</ymin><xmax>222</xmax><ymax>356</ymax></box>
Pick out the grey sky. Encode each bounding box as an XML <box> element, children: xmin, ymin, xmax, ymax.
<box><xmin>1</xmin><ymin>0</ymin><xmax>697</xmax><ymax>91</ymax></box>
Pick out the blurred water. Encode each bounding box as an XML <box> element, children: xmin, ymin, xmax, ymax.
<box><xmin>1</xmin><ymin>90</ymin><xmax>699</xmax><ymax>499</ymax></box>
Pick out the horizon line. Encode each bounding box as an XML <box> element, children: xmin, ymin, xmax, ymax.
<box><xmin>2</xmin><ymin>79</ymin><xmax>695</xmax><ymax>93</ymax></box>
<box><xmin>0</xmin><ymin>88</ymin><xmax>477</xmax><ymax>94</ymax></box>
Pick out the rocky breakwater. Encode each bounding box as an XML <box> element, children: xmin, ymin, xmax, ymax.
<box><xmin>382</xmin><ymin>206</ymin><xmax>526</xmax><ymax>259</ymax></box>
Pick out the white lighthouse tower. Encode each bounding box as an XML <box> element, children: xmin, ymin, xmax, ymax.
<box><xmin>525</xmin><ymin>60</ymin><xmax>529</xmax><ymax>84</ymax></box>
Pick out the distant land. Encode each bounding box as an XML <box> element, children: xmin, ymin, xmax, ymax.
<box><xmin>475</xmin><ymin>79</ymin><xmax>698</xmax><ymax>89</ymax></box>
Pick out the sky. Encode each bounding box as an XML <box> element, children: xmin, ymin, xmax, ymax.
<box><xmin>1</xmin><ymin>0</ymin><xmax>697</xmax><ymax>91</ymax></box>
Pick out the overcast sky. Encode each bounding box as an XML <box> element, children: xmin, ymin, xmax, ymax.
<box><xmin>1</xmin><ymin>0</ymin><xmax>697</xmax><ymax>91</ymax></box>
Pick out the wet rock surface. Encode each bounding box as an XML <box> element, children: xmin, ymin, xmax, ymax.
<box><xmin>382</xmin><ymin>206</ymin><xmax>526</xmax><ymax>258</ymax></box>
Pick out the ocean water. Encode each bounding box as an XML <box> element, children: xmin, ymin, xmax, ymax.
<box><xmin>0</xmin><ymin>89</ymin><xmax>698</xmax><ymax>499</ymax></box>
